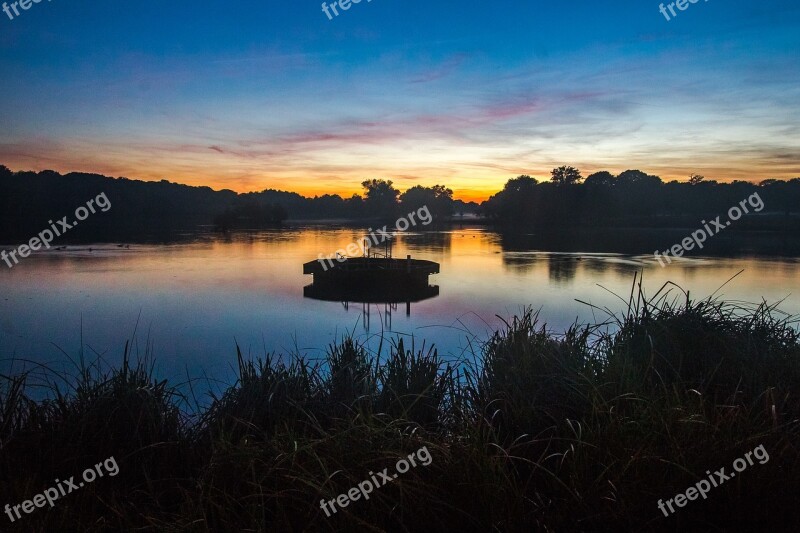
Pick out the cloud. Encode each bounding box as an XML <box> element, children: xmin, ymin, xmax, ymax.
<box><xmin>409</xmin><ymin>53</ymin><xmax>469</xmax><ymax>84</ymax></box>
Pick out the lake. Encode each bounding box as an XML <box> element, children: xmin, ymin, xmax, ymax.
<box><xmin>1</xmin><ymin>225</ymin><xmax>798</xmax><ymax>393</ymax></box>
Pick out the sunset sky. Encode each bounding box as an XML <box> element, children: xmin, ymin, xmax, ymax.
<box><xmin>1</xmin><ymin>0</ymin><xmax>798</xmax><ymax>202</ymax></box>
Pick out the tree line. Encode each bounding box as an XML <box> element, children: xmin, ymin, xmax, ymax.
<box><xmin>0</xmin><ymin>166</ymin><xmax>472</xmax><ymax>240</ymax></box>
<box><xmin>483</xmin><ymin>166</ymin><xmax>800</xmax><ymax>229</ymax></box>
<box><xmin>1</xmin><ymin>164</ymin><xmax>798</xmax><ymax>241</ymax></box>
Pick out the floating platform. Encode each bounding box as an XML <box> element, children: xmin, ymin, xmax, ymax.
<box><xmin>303</xmin><ymin>255</ymin><xmax>440</xmax><ymax>305</ymax></box>
<box><xmin>302</xmin><ymin>254</ymin><xmax>440</xmax><ymax>321</ymax></box>
<box><xmin>303</xmin><ymin>256</ymin><xmax>439</xmax><ymax>287</ymax></box>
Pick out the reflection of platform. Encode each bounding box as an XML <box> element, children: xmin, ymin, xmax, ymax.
<box><xmin>303</xmin><ymin>283</ymin><xmax>439</xmax><ymax>330</ymax></box>
<box><xmin>303</xmin><ymin>282</ymin><xmax>439</xmax><ymax>304</ymax></box>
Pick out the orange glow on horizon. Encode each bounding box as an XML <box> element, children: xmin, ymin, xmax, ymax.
<box><xmin>111</xmin><ymin>170</ymin><xmax>781</xmax><ymax>204</ymax></box>
<box><xmin>2</xmin><ymin>159</ymin><xmax>791</xmax><ymax>205</ymax></box>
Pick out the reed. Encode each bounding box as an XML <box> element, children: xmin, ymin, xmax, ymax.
<box><xmin>1</xmin><ymin>284</ymin><xmax>798</xmax><ymax>531</ymax></box>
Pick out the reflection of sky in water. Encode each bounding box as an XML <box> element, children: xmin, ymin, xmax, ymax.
<box><xmin>1</xmin><ymin>228</ymin><xmax>798</xmax><ymax>394</ymax></box>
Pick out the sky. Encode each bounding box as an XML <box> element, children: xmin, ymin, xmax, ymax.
<box><xmin>0</xmin><ymin>0</ymin><xmax>798</xmax><ymax>202</ymax></box>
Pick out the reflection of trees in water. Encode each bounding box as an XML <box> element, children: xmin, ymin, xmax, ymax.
<box><xmin>548</xmin><ymin>255</ymin><xmax>579</xmax><ymax>284</ymax></box>
<box><xmin>495</xmin><ymin>233</ymin><xmax>800</xmax><ymax>285</ymax></box>
<box><xmin>501</xmin><ymin>253</ymin><xmax>539</xmax><ymax>273</ymax></box>
<box><xmin>497</xmin><ymin>232</ymin><xmax>537</xmax><ymax>253</ymax></box>
<box><xmin>496</xmin><ymin>227</ymin><xmax>800</xmax><ymax>263</ymax></box>
<box><xmin>499</xmin><ymin>249</ymin><xmax>643</xmax><ymax>282</ymax></box>
<box><xmin>583</xmin><ymin>257</ymin><xmax>610</xmax><ymax>275</ymax></box>
<box><xmin>402</xmin><ymin>231</ymin><xmax>453</xmax><ymax>254</ymax></box>
<box><xmin>499</xmin><ymin>251</ymin><xmax>594</xmax><ymax>282</ymax></box>
<box><xmin>610</xmin><ymin>261</ymin><xmax>639</xmax><ymax>279</ymax></box>
<box><xmin>498</xmin><ymin>233</ymin><xmax>540</xmax><ymax>273</ymax></box>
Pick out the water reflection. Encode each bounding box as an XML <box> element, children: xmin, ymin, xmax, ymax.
<box><xmin>1</xmin><ymin>224</ymin><xmax>797</xmax><ymax>390</ymax></box>
<box><xmin>495</xmin><ymin>228</ymin><xmax>800</xmax><ymax>258</ymax></box>
<box><xmin>548</xmin><ymin>255</ymin><xmax>580</xmax><ymax>284</ymax></box>
<box><xmin>303</xmin><ymin>280</ymin><xmax>439</xmax><ymax>332</ymax></box>
<box><xmin>304</xmin><ymin>282</ymin><xmax>439</xmax><ymax>305</ymax></box>
<box><xmin>404</xmin><ymin>231</ymin><xmax>453</xmax><ymax>255</ymax></box>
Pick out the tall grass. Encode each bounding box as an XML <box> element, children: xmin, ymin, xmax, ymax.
<box><xmin>1</xmin><ymin>284</ymin><xmax>799</xmax><ymax>531</ymax></box>
<box><xmin>201</xmin><ymin>345</ymin><xmax>322</xmax><ymax>443</ymax></box>
<box><xmin>377</xmin><ymin>338</ymin><xmax>450</xmax><ymax>429</ymax></box>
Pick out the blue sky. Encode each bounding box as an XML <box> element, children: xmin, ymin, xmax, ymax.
<box><xmin>0</xmin><ymin>0</ymin><xmax>798</xmax><ymax>199</ymax></box>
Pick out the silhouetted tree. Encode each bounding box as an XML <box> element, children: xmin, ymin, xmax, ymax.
<box><xmin>400</xmin><ymin>184</ymin><xmax>454</xmax><ymax>221</ymax></box>
<box><xmin>343</xmin><ymin>194</ymin><xmax>365</xmax><ymax>218</ymax></box>
<box><xmin>361</xmin><ymin>179</ymin><xmax>400</xmax><ymax>218</ymax></box>
<box><xmin>3</xmin><ymin>165</ymin><xmax>799</xmax><ymax>241</ymax></box>
<box><xmin>453</xmin><ymin>199</ymin><xmax>480</xmax><ymax>218</ymax></box>
<box><xmin>503</xmin><ymin>175</ymin><xmax>539</xmax><ymax>193</ymax></box>
<box><xmin>479</xmin><ymin>168</ymin><xmax>800</xmax><ymax>232</ymax></box>
<box><xmin>616</xmin><ymin>169</ymin><xmax>662</xmax><ymax>187</ymax></box>
<box><xmin>585</xmin><ymin>171</ymin><xmax>615</xmax><ymax>188</ymax></box>
<box><xmin>550</xmin><ymin>166</ymin><xmax>583</xmax><ymax>186</ymax></box>
<box><xmin>482</xmin><ymin>176</ymin><xmax>540</xmax><ymax>226</ymax></box>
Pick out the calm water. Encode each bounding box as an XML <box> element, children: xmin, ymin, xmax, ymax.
<box><xmin>1</xmin><ymin>226</ymin><xmax>799</xmax><ymax>391</ymax></box>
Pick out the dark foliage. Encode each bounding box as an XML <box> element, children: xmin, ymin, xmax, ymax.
<box><xmin>1</xmin><ymin>289</ymin><xmax>799</xmax><ymax>531</ymax></box>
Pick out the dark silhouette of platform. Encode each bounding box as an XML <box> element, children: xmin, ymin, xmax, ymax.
<box><xmin>302</xmin><ymin>255</ymin><xmax>440</xmax><ymax>315</ymax></box>
<box><xmin>303</xmin><ymin>256</ymin><xmax>439</xmax><ymax>285</ymax></box>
